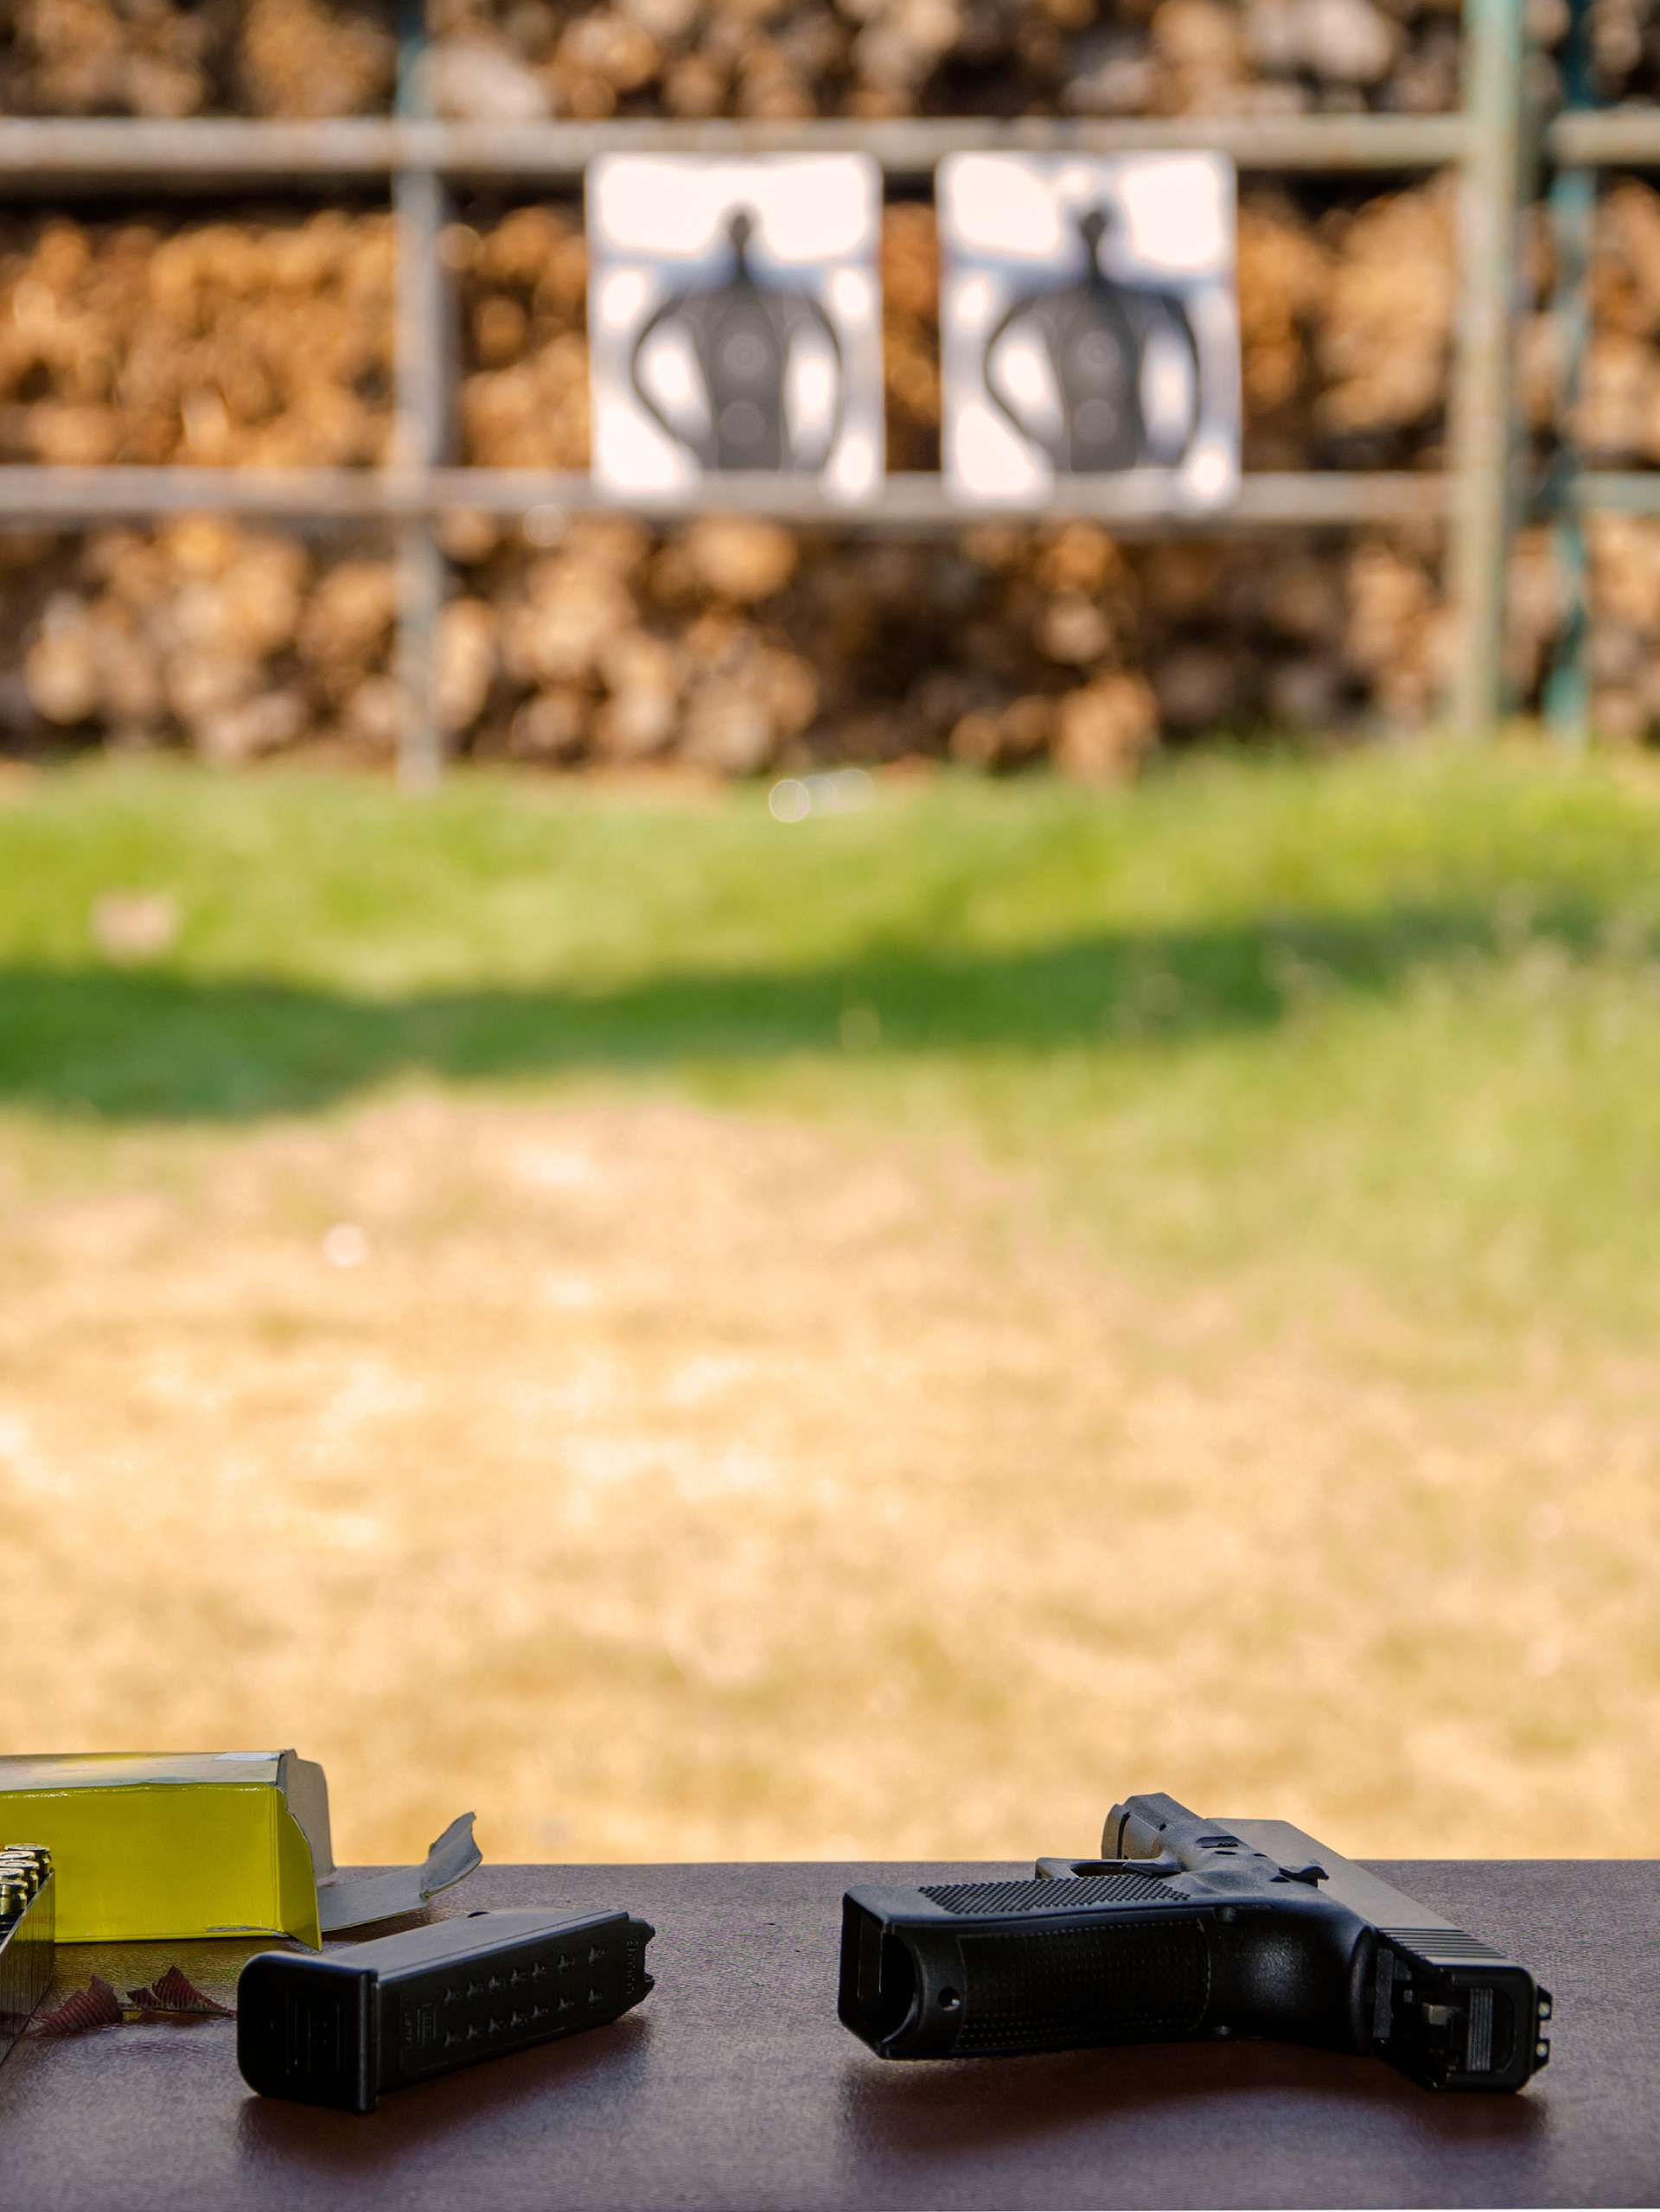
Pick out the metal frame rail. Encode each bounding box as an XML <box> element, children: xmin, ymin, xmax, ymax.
<box><xmin>3</xmin><ymin>5</ymin><xmax>1660</xmax><ymax>777</ymax></box>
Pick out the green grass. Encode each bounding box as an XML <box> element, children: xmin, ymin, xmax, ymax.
<box><xmin>8</xmin><ymin>744</ymin><xmax>1660</xmax><ymax>1349</ymax></box>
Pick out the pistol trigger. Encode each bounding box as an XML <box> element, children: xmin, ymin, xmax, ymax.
<box><xmin>1276</xmin><ymin>1861</ymin><xmax>1329</xmax><ymax>1886</ymax></box>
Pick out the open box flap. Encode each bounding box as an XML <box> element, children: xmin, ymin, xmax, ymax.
<box><xmin>314</xmin><ymin>1812</ymin><xmax>482</xmax><ymax>1933</ymax></box>
<box><xmin>271</xmin><ymin>1753</ymin><xmax>480</xmax><ymax>1935</ymax></box>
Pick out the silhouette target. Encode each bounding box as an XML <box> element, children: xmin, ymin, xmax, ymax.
<box><xmin>981</xmin><ymin>203</ymin><xmax>1201</xmax><ymax>475</ymax></box>
<box><xmin>627</xmin><ymin>208</ymin><xmax>846</xmax><ymax>475</ymax></box>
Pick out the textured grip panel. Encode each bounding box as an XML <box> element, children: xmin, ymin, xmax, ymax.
<box><xmin>1379</xmin><ymin>1925</ymin><xmax>1502</xmax><ymax>1961</ymax></box>
<box><xmin>954</xmin><ymin>1914</ymin><xmax>1211</xmax><ymax>2056</ymax></box>
<box><xmin>923</xmin><ymin>1876</ymin><xmax>1176</xmax><ymax>1914</ymax></box>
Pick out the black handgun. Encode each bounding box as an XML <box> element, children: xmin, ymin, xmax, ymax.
<box><xmin>840</xmin><ymin>1793</ymin><xmax>1552</xmax><ymax>2091</ymax></box>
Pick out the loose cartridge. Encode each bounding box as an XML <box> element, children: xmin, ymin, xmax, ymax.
<box><xmin>237</xmin><ymin>1905</ymin><xmax>655</xmax><ymax>2111</ymax></box>
<box><xmin>0</xmin><ymin>1844</ymin><xmax>55</xmax><ymax>2067</ymax></box>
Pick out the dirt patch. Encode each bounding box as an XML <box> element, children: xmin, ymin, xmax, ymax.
<box><xmin>1</xmin><ymin>1094</ymin><xmax>1653</xmax><ymax>1863</ymax></box>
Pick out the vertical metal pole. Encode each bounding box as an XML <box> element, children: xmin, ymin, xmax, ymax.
<box><xmin>1543</xmin><ymin>0</ymin><xmax>1595</xmax><ymax>745</ymax></box>
<box><xmin>1446</xmin><ymin>0</ymin><xmax>1532</xmax><ymax>737</ymax></box>
<box><xmin>395</xmin><ymin>514</ymin><xmax>447</xmax><ymax>790</ymax></box>
<box><xmin>393</xmin><ymin>0</ymin><xmax>453</xmax><ymax>791</ymax></box>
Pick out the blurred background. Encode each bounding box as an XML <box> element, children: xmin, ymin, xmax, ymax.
<box><xmin>0</xmin><ymin>0</ymin><xmax>1657</xmax><ymax>1868</ymax></box>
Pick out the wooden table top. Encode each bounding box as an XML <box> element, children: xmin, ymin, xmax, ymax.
<box><xmin>0</xmin><ymin>1858</ymin><xmax>1653</xmax><ymax>2209</ymax></box>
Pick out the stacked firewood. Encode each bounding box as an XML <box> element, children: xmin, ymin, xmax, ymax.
<box><xmin>882</xmin><ymin>201</ymin><xmax>945</xmax><ymax>471</ymax></box>
<box><xmin>454</xmin><ymin>206</ymin><xmax>592</xmax><ymax>469</ymax></box>
<box><xmin>446</xmin><ymin>184</ymin><xmax>1462</xmax><ymax>473</ymax></box>
<box><xmin>2</xmin><ymin>186</ymin><xmax>1472</xmax><ymax>484</ymax></box>
<box><xmin>1532</xmin><ymin>177</ymin><xmax>1660</xmax><ymax>465</ymax></box>
<box><xmin>0</xmin><ymin>521</ymin><xmax>399</xmax><ymax>764</ymax></box>
<box><xmin>7</xmin><ymin>3</ymin><xmax>1660</xmax><ymax>757</ymax></box>
<box><xmin>0</xmin><ymin>510</ymin><xmax>1524</xmax><ymax>768</ymax></box>
<box><xmin>0</xmin><ymin>0</ymin><xmax>396</xmax><ymax>118</ymax></box>
<box><xmin>16</xmin><ymin>0</ymin><xmax>1658</xmax><ymax>124</ymax></box>
<box><xmin>0</xmin><ymin>209</ymin><xmax>395</xmax><ymax>467</ymax></box>
<box><xmin>429</xmin><ymin>515</ymin><xmax>1150</xmax><ymax>772</ymax></box>
<box><xmin>422</xmin><ymin>1</ymin><xmax>1660</xmax><ymax>122</ymax></box>
<box><xmin>7</xmin><ymin>171</ymin><xmax>1660</xmax><ymax>759</ymax></box>
<box><xmin>0</xmin><ymin>506</ymin><xmax>1647</xmax><ymax>768</ymax></box>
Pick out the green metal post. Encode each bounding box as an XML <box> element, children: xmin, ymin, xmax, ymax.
<box><xmin>393</xmin><ymin>0</ymin><xmax>450</xmax><ymax>791</ymax></box>
<box><xmin>1543</xmin><ymin>0</ymin><xmax>1596</xmax><ymax>745</ymax></box>
<box><xmin>1447</xmin><ymin>0</ymin><xmax>1532</xmax><ymax>737</ymax></box>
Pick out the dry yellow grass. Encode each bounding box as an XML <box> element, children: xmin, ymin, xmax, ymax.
<box><xmin>2</xmin><ymin>1090</ymin><xmax>1653</xmax><ymax>1865</ymax></box>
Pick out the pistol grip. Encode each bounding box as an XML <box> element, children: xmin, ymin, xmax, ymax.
<box><xmin>840</xmin><ymin>1882</ymin><xmax>1373</xmax><ymax>2063</ymax></box>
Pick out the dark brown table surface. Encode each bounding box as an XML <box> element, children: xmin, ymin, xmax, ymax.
<box><xmin>0</xmin><ymin>1860</ymin><xmax>1654</xmax><ymax>2210</ymax></box>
